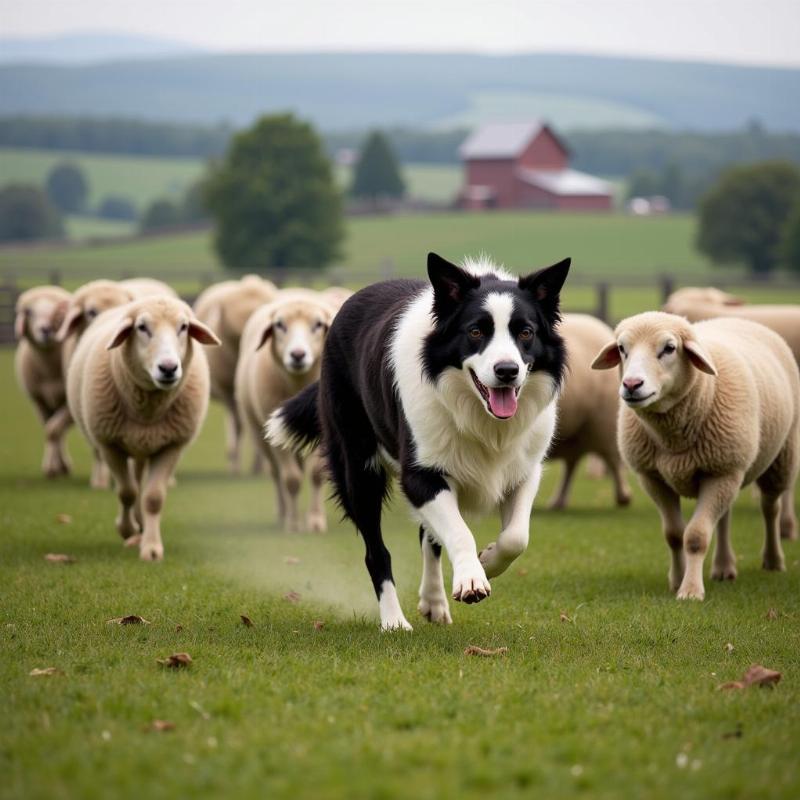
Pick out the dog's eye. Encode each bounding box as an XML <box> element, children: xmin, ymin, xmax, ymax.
<box><xmin>659</xmin><ymin>343</ymin><xmax>676</xmax><ymax>358</ymax></box>
<box><xmin>468</xmin><ymin>327</ymin><xmax>483</xmax><ymax>339</ymax></box>
<box><xmin>518</xmin><ymin>328</ymin><xmax>533</xmax><ymax>341</ymax></box>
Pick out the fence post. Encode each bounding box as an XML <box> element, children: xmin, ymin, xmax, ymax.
<box><xmin>595</xmin><ymin>282</ymin><xmax>609</xmax><ymax>323</ymax></box>
<box><xmin>660</xmin><ymin>275</ymin><xmax>674</xmax><ymax>305</ymax></box>
<box><xmin>49</xmin><ymin>269</ymin><xmax>61</xmax><ymax>286</ymax></box>
<box><xmin>381</xmin><ymin>259</ymin><xmax>395</xmax><ymax>280</ymax></box>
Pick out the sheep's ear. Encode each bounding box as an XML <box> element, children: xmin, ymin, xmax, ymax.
<box><xmin>106</xmin><ymin>318</ymin><xmax>134</xmax><ymax>350</ymax></box>
<box><xmin>591</xmin><ymin>340</ymin><xmax>622</xmax><ymax>370</ymax></box>
<box><xmin>255</xmin><ymin>323</ymin><xmax>273</xmax><ymax>351</ymax></box>
<box><xmin>55</xmin><ymin>305</ymin><xmax>84</xmax><ymax>342</ymax></box>
<box><xmin>428</xmin><ymin>252</ymin><xmax>480</xmax><ymax>318</ymax></box>
<box><xmin>519</xmin><ymin>258</ymin><xmax>571</xmax><ymax>304</ymax></box>
<box><xmin>721</xmin><ymin>293</ymin><xmax>745</xmax><ymax>307</ymax></box>
<box><xmin>684</xmin><ymin>339</ymin><xmax>717</xmax><ymax>375</ymax></box>
<box><xmin>188</xmin><ymin>318</ymin><xmax>221</xmax><ymax>346</ymax></box>
<box><xmin>14</xmin><ymin>309</ymin><xmax>26</xmax><ymax>340</ymax></box>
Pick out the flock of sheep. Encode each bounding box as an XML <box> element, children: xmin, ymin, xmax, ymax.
<box><xmin>13</xmin><ymin>275</ymin><xmax>800</xmax><ymax>602</ymax></box>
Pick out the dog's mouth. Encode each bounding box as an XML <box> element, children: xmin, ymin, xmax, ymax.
<box><xmin>469</xmin><ymin>370</ymin><xmax>520</xmax><ymax>419</ymax></box>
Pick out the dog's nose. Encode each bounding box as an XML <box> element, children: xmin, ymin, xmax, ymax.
<box><xmin>290</xmin><ymin>349</ymin><xmax>306</xmax><ymax>364</ymax></box>
<box><xmin>494</xmin><ymin>361</ymin><xmax>519</xmax><ymax>383</ymax></box>
<box><xmin>623</xmin><ymin>377</ymin><xmax>643</xmax><ymax>392</ymax></box>
<box><xmin>158</xmin><ymin>360</ymin><xmax>179</xmax><ymax>378</ymax></box>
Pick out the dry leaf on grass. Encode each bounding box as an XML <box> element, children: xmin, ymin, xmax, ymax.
<box><xmin>240</xmin><ymin>614</ymin><xmax>254</xmax><ymax>627</ymax></box>
<box><xmin>107</xmin><ymin>615</ymin><xmax>150</xmax><ymax>625</ymax></box>
<box><xmin>157</xmin><ymin>652</ymin><xmax>193</xmax><ymax>669</ymax></box>
<box><xmin>175</xmin><ymin>624</ymin><xmax>184</xmax><ymax>632</ymax></box>
<box><xmin>148</xmin><ymin>720</ymin><xmax>175</xmax><ymax>732</ymax></box>
<box><xmin>55</xmin><ymin>513</ymin><xmax>72</xmax><ymax>524</ymax></box>
<box><xmin>283</xmin><ymin>556</ymin><xmax>300</xmax><ymax>565</ymax></box>
<box><xmin>560</xmin><ymin>612</ymin><xmax>573</xmax><ymax>623</ymax></box>
<box><xmin>725</xmin><ymin>642</ymin><xmax>734</xmax><ymax>653</ymax></box>
<box><xmin>313</xmin><ymin>620</ymin><xmax>325</xmax><ymax>630</ymax></box>
<box><xmin>44</xmin><ymin>553</ymin><xmax>75</xmax><ymax>564</ymax></box>
<box><xmin>719</xmin><ymin>664</ymin><xmax>781</xmax><ymax>690</ymax></box>
<box><xmin>765</xmin><ymin>608</ymin><xmax>779</xmax><ymax>620</ymax></box>
<box><xmin>464</xmin><ymin>645</ymin><xmax>508</xmax><ymax>657</ymax></box>
<box><xmin>29</xmin><ymin>667</ymin><xmax>62</xmax><ymax>676</ymax></box>
<box><xmin>283</xmin><ymin>591</ymin><xmax>301</xmax><ymax>604</ymax></box>
<box><xmin>517</xmin><ymin>568</ymin><xmax>529</xmax><ymax>577</ymax></box>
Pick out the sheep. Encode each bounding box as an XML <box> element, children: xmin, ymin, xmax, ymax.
<box><xmin>193</xmin><ymin>275</ymin><xmax>278</xmax><ymax>473</ymax></box>
<box><xmin>56</xmin><ymin>278</ymin><xmax>178</xmax><ymax>488</ymax></box>
<box><xmin>547</xmin><ymin>313</ymin><xmax>631</xmax><ymax>509</ymax></box>
<box><xmin>592</xmin><ymin>311</ymin><xmax>799</xmax><ymax>601</ymax></box>
<box><xmin>235</xmin><ymin>289</ymin><xmax>337</xmax><ymax>532</ymax></box>
<box><xmin>663</xmin><ymin>287</ymin><xmax>800</xmax><ymax>368</ymax></box>
<box><xmin>66</xmin><ymin>296</ymin><xmax>220</xmax><ymax>561</ymax></box>
<box><xmin>14</xmin><ymin>285</ymin><xmax>73</xmax><ymax>477</ymax></box>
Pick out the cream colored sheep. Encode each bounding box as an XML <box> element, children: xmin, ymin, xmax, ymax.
<box><xmin>663</xmin><ymin>287</ymin><xmax>800</xmax><ymax>368</ymax></box>
<box><xmin>592</xmin><ymin>311</ymin><xmax>799</xmax><ymax>601</ymax></box>
<box><xmin>118</xmin><ymin>278</ymin><xmax>179</xmax><ymax>299</ymax></box>
<box><xmin>193</xmin><ymin>275</ymin><xmax>278</xmax><ymax>473</ymax></box>
<box><xmin>235</xmin><ymin>290</ymin><xmax>336</xmax><ymax>531</ymax></box>
<box><xmin>547</xmin><ymin>313</ymin><xmax>631</xmax><ymax>509</ymax></box>
<box><xmin>66</xmin><ymin>296</ymin><xmax>219</xmax><ymax>561</ymax></box>
<box><xmin>14</xmin><ymin>285</ymin><xmax>72</xmax><ymax>477</ymax></box>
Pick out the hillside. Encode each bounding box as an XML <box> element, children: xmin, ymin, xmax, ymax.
<box><xmin>1</xmin><ymin>52</ymin><xmax>798</xmax><ymax>131</ymax></box>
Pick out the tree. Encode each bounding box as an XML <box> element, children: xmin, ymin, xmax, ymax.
<box><xmin>351</xmin><ymin>131</ymin><xmax>406</xmax><ymax>200</ymax></box>
<box><xmin>181</xmin><ymin>180</ymin><xmax>209</xmax><ymax>223</ymax></box>
<box><xmin>45</xmin><ymin>162</ymin><xmax>89</xmax><ymax>213</ymax></box>
<box><xmin>0</xmin><ymin>184</ymin><xmax>63</xmax><ymax>242</ymax></box>
<box><xmin>140</xmin><ymin>199</ymin><xmax>181</xmax><ymax>232</ymax></box>
<box><xmin>697</xmin><ymin>161</ymin><xmax>800</xmax><ymax>275</ymax></box>
<box><xmin>203</xmin><ymin>114</ymin><xmax>343</xmax><ymax>270</ymax></box>
<box><xmin>97</xmin><ymin>195</ymin><xmax>137</xmax><ymax>221</ymax></box>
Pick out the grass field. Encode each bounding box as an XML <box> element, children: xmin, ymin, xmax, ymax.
<box><xmin>1</xmin><ymin>342</ymin><xmax>799</xmax><ymax>799</ymax></box>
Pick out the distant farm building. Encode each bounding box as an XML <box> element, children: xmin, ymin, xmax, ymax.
<box><xmin>458</xmin><ymin>122</ymin><xmax>613</xmax><ymax>211</ymax></box>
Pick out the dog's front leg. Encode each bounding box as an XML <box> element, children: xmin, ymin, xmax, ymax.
<box><xmin>480</xmin><ymin>464</ymin><xmax>542</xmax><ymax>578</ymax></box>
<box><xmin>403</xmin><ymin>468</ymin><xmax>491</xmax><ymax>604</ymax></box>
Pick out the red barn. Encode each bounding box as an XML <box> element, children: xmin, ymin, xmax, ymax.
<box><xmin>458</xmin><ymin>121</ymin><xmax>613</xmax><ymax>211</ymax></box>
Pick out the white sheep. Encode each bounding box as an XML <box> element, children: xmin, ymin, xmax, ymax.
<box><xmin>193</xmin><ymin>275</ymin><xmax>278</xmax><ymax>473</ymax></box>
<box><xmin>235</xmin><ymin>289</ymin><xmax>337</xmax><ymax>532</ymax></box>
<box><xmin>547</xmin><ymin>313</ymin><xmax>631</xmax><ymax>509</ymax></box>
<box><xmin>592</xmin><ymin>311</ymin><xmax>799</xmax><ymax>601</ymax></box>
<box><xmin>66</xmin><ymin>296</ymin><xmax>219</xmax><ymax>561</ymax></box>
<box><xmin>14</xmin><ymin>285</ymin><xmax>73</xmax><ymax>477</ymax></box>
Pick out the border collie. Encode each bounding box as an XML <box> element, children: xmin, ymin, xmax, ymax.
<box><xmin>266</xmin><ymin>253</ymin><xmax>569</xmax><ymax>630</ymax></box>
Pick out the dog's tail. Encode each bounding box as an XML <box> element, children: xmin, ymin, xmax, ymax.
<box><xmin>265</xmin><ymin>381</ymin><xmax>321</xmax><ymax>453</ymax></box>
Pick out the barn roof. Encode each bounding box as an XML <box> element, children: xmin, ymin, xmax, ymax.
<box><xmin>516</xmin><ymin>167</ymin><xmax>612</xmax><ymax>197</ymax></box>
<box><xmin>459</xmin><ymin>121</ymin><xmax>564</xmax><ymax>160</ymax></box>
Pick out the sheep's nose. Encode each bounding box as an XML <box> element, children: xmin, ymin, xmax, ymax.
<box><xmin>494</xmin><ymin>361</ymin><xmax>519</xmax><ymax>383</ymax></box>
<box><xmin>290</xmin><ymin>349</ymin><xmax>306</xmax><ymax>364</ymax></box>
<box><xmin>623</xmin><ymin>377</ymin><xmax>643</xmax><ymax>392</ymax></box>
<box><xmin>39</xmin><ymin>326</ymin><xmax>52</xmax><ymax>339</ymax></box>
<box><xmin>158</xmin><ymin>360</ymin><xmax>179</xmax><ymax>378</ymax></box>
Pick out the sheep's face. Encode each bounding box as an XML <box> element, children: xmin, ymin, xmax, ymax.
<box><xmin>592</xmin><ymin>312</ymin><xmax>717</xmax><ymax>412</ymax></box>
<box><xmin>58</xmin><ymin>283</ymin><xmax>134</xmax><ymax>342</ymax></box>
<box><xmin>256</xmin><ymin>300</ymin><xmax>334</xmax><ymax>376</ymax></box>
<box><xmin>107</xmin><ymin>300</ymin><xmax>220</xmax><ymax>391</ymax></box>
<box><xmin>16</xmin><ymin>292</ymin><xmax>69</xmax><ymax>347</ymax></box>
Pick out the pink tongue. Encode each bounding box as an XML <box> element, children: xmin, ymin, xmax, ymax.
<box><xmin>488</xmin><ymin>387</ymin><xmax>518</xmax><ymax>418</ymax></box>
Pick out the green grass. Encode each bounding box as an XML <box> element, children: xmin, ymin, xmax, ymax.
<box><xmin>64</xmin><ymin>215</ymin><xmax>136</xmax><ymax>240</ymax></box>
<box><xmin>1</xmin><ymin>345</ymin><xmax>799</xmax><ymax>800</ymax></box>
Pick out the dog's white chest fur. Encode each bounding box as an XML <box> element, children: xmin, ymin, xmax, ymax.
<box><xmin>390</xmin><ymin>288</ymin><xmax>558</xmax><ymax>510</ymax></box>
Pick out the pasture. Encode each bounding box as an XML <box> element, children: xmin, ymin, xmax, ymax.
<box><xmin>1</xmin><ymin>343</ymin><xmax>798</xmax><ymax>800</ymax></box>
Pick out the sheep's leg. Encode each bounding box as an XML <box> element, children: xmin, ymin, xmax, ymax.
<box><xmin>43</xmin><ymin>405</ymin><xmax>72</xmax><ymax>477</ymax></box>
<box><xmin>90</xmin><ymin>450</ymin><xmax>111</xmax><ymax>490</ymax></box>
<box><xmin>760</xmin><ymin>492</ymin><xmax>786</xmax><ymax>572</ymax></box>
<box><xmin>261</xmin><ymin>442</ymin><xmax>287</xmax><ymax>525</ymax></box>
<box><xmin>133</xmin><ymin>459</ymin><xmax>146</xmax><ymax>533</ymax></box>
<box><xmin>138</xmin><ymin>445</ymin><xmax>183</xmax><ymax>562</ymax></box>
<box><xmin>224</xmin><ymin>399</ymin><xmax>242</xmax><ymax>475</ymax></box>
<box><xmin>679</xmin><ymin>474</ymin><xmax>742</xmax><ymax>601</ymax></box>
<box><xmin>270</xmin><ymin>446</ymin><xmax>304</xmax><ymax>532</ymax></box>
<box><xmin>306</xmin><ymin>449</ymin><xmax>327</xmax><ymax>532</ymax></box>
<box><xmin>603</xmin><ymin>451</ymin><xmax>632</xmax><ymax>508</ymax></box>
<box><xmin>418</xmin><ymin>526</ymin><xmax>451</xmax><ymax>624</ymax></box>
<box><xmin>547</xmin><ymin>458</ymin><xmax>578</xmax><ymax>511</ymax></box>
<box><xmin>479</xmin><ymin>464</ymin><xmax>542</xmax><ymax>578</ymax></box>
<box><xmin>31</xmin><ymin>396</ymin><xmax>59</xmax><ymax>478</ymax></box>
<box><xmin>711</xmin><ymin>509</ymin><xmax>737</xmax><ymax>580</ymax></box>
<box><xmin>99</xmin><ymin>445</ymin><xmax>139</xmax><ymax>542</ymax></box>
<box><xmin>779</xmin><ymin>489</ymin><xmax>797</xmax><ymax>540</ymax></box>
<box><xmin>638</xmin><ymin>473</ymin><xmax>685</xmax><ymax>592</ymax></box>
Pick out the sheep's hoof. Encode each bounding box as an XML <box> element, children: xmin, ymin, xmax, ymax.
<box><xmin>616</xmin><ymin>492</ymin><xmax>632</xmax><ymax>507</ymax></box>
<box><xmin>676</xmin><ymin>583</ymin><xmax>705</xmax><ymax>601</ymax></box>
<box><xmin>306</xmin><ymin>512</ymin><xmax>327</xmax><ymax>533</ymax></box>
<box><xmin>780</xmin><ymin>521</ymin><xmax>798</xmax><ymax>541</ymax></box>
<box><xmin>139</xmin><ymin>542</ymin><xmax>164</xmax><ymax>562</ymax></box>
<box><xmin>547</xmin><ymin>498</ymin><xmax>567</xmax><ymax>511</ymax></box>
<box><xmin>123</xmin><ymin>534</ymin><xmax>142</xmax><ymax>548</ymax></box>
<box><xmin>711</xmin><ymin>563</ymin><xmax>737</xmax><ymax>581</ymax></box>
<box><xmin>762</xmin><ymin>554</ymin><xmax>786</xmax><ymax>572</ymax></box>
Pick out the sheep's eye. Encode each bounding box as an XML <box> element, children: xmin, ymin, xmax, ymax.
<box><xmin>86</xmin><ymin>309</ymin><xmax>98</xmax><ymax>320</ymax></box>
<box><xmin>618</xmin><ymin>344</ymin><xmax>626</xmax><ymax>356</ymax></box>
<box><xmin>468</xmin><ymin>327</ymin><xmax>483</xmax><ymax>339</ymax></box>
<box><xmin>660</xmin><ymin>343</ymin><xmax>676</xmax><ymax>358</ymax></box>
<box><xmin>312</xmin><ymin>321</ymin><xmax>324</xmax><ymax>332</ymax></box>
<box><xmin>518</xmin><ymin>327</ymin><xmax>533</xmax><ymax>341</ymax></box>
<box><xmin>178</xmin><ymin>322</ymin><xmax>188</xmax><ymax>334</ymax></box>
<box><xmin>275</xmin><ymin>320</ymin><xmax>287</xmax><ymax>333</ymax></box>
<box><xmin>136</xmin><ymin>323</ymin><xmax>149</xmax><ymax>335</ymax></box>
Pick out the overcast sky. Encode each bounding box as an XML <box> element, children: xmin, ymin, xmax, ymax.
<box><xmin>2</xmin><ymin>0</ymin><xmax>799</xmax><ymax>67</ymax></box>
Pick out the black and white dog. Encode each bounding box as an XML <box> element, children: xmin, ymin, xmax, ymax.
<box><xmin>266</xmin><ymin>253</ymin><xmax>570</xmax><ymax>630</ymax></box>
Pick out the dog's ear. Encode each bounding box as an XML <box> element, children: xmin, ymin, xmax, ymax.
<box><xmin>428</xmin><ymin>252</ymin><xmax>480</xmax><ymax>319</ymax></box>
<box><xmin>519</xmin><ymin>259</ymin><xmax>571</xmax><ymax>314</ymax></box>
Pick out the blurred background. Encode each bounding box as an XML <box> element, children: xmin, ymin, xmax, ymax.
<box><xmin>1</xmin><ymin>0</ymin><xmax>800</xmax><ymax>325</ymax></box>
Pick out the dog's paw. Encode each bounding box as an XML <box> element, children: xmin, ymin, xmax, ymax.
<box><xmin>123</xmin><ymin>533</ymin><xmax>142</xmax><ymax>548</ymax></box>
<box><xmin>676</xmin><ymin>580</ymin><xmax>705</xmax><ymax>601</ymax></box>
<box><xmin>452</xmin><ymin>561</ymin><xmax>491</xmax><ymax>604</ymax></box>
<box><xmin>380</xmin><ymin>615</ymin><xmax>413</xmax><ymax>632</ymax></box>
<box><xmin>418</xmin><ymin>594</ymin><xmax>452</xmax><ymax>624</ymax></box>
<box><xmin>479</xmin><ymin>542</ymin><xmax>509</xmax><ymax>579</ymax></box>
<box><xmin>139</xmin><ymin>539</ymin><xmax>164</xmax><ymax>562</ymax></box>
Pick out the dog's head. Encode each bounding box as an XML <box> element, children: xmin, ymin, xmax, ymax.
<box><xmin>423</xmin><ymin>252</ymin><xmax>570</xmax><ymax>420</ymax></box>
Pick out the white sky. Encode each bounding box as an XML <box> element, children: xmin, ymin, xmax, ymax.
<box><xmin>1</xmin><ymin>0</ymin><xmax>799</xmax><ymax>67</ymax></box>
